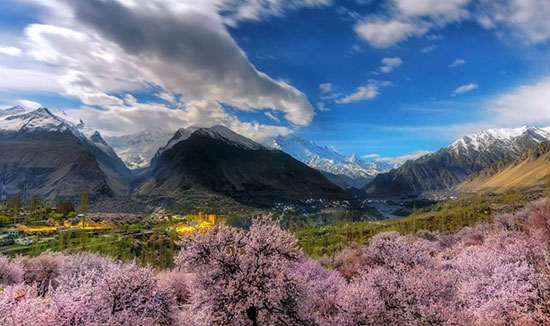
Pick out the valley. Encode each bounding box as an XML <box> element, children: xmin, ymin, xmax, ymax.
<box><xmin>0</xmin><ymin>106</ymin><xmax>548</xmax><ymax>267</ymax></box>
<box><xmin>2</xmin><ymin>2</ymin><xmax>550</xmax><ymax>324</ymax></box>
<box><xmin>0</xmin><ymin>108</ymin><xmax>548</xmax><ymax>326</ymax></box>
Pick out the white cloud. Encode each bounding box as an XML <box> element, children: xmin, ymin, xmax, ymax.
<box><xmin>355</xmin><ymin>17</ymin><xmax>429</xmax><ymax>48</ymax></box>
<box><xmin>426</xmin><ymin>33</ymin><xmax>444</xmax><ymax>40</ymax></box>
<box><xmin>354</xmin><ymin>0</ymin><xmax>469</xmax><ymax>48</ymax></box>
<box><xmin>376</xmin><ymin>149</ymin><xmax>432</xmax><ymax>167</ymax></box>
<box><xmin>218</xmin><ymin>0</ymin><xmax>332</xmax><ymax>26</ymax></box>
<box><xmin>3</xmin><ymin>0</ymin><xmax>325</xmax><ymax>140</ymax></box>
<box><xmin>264</xmin><ymin>111</ymin><xmax>281</xmax><ymax>123</ymax></box>
<box><xmin>394</xmin><ymin>0</ymin><xmax>471</xmax><ymax>23</ymax></box>
<box><xmin>156</xmin><ymin>91</ymin><xmax>178</xmax><ymax>105</ymax></box>
<box><xmin>354</xmin><ymin>0</ymin><xmax>550</xmax><ymax>47</ymax></box>
<box><xmin>361</xmin><ymin>153</ymin><xmax>381</xmax><ymax>159</ymax></box>
<box><xmin>412</xmin><ymin>77</ymin><xmax>550</xmax><ymax>139</ymax></box>
<box><xmin>380</xmin><ymin>57</ymin><xmax>402</xmax><ymax>73</ymax></box>
<box><xmin>0</xmin><ymin>64</ymin><xmax>62</xmax><ymax>93</ymax></box>
<box><xmin>317</xmin><ymin>101</ymin><xmax>330</xmax><ymax>111</ymax></box>
<box><xmin>18</xmin><ymin>99</ymin><xmax>41</xmax><ymax>109</ymax></box>
<box><xmin>475</xmin><ymin>0</ymin><xmax>550</xmax><ymax>44</ymax></box>
<box><xmin>449</xmin><ymin>58</ymin><xmax>466</xmax><ymax>67</ymax></box>
<box><xmin>64</xmin><ymin>99</ymin><xmax>292</xmax><ymax>142</ymax></box>
<box><xmin>0</xmin><ymin>46</ymin><xmax>22</xmax><ymax>56</ymax></box>
<box><xmin>419</xmin><ymin>44</ymin><xmax>436</xmax><ymax>53</ymax></box>
<box><xmin>336</xmin><ymin>84</ymin><xmax>379</xmax><ymax>104</ymax></box>
<box><xmin>488</xmin><ymin>77</ymin><xmax>550</xmax><ymax>127</ymax></box>
<box><xmin>319</xmin><ymin>82</ymin><xmax>334</xmax><ymax>93</ymax></box>
<box><xmin>453</xmin><ymin>83</ymin><xmax>478</xmax><ymax>95</ymax></box>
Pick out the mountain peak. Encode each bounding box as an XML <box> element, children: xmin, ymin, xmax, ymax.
<box><xmin>366</xmin><ymin>124</ymin><xmax>550</xmax><ymax>197</ymax></box>
<box><xmin>450</xmin><ymin>125</ymin><xmax>550</xmax><ymax>154</ymax></box>
<box><xmin>194</xmin><ymin>125</ymin><xmax>264</xmax><ymax>150</ymax></box>
<box><xmin>271</xmin><ymin>133</ymin><xmax>392</xmax><ymax>188</ymax></box>
<box><xmin>0</xmin><ymin>105</ymin><xmax>28</xmax><ymax>117</ymax></box>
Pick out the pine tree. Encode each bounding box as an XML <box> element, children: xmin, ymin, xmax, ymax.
<box><xmin>78</xmin><ymin>188</ymin><xmax>89</xmax><ymax>225</ymax></box>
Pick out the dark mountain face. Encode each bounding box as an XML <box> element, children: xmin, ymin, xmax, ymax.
<box><xmin>0</xmin><ymin>130</ymin><xmax>114</xmax><ymax>199</ymax></box>
<box><xmin>0</xmin><ymin>108</ymin><xmax>133</xmax><ymax>200</ymax></box>
<box><xmin>88</xmin><ymin>131</ymin><xmax>134</xmax><ymax>194</ymax></box>
<box><xmin>139</xmin><ymin>126</ymin><xmax>346</xmax><ymax>201</ymax></box>
<box><xmin>364</xmin><ymin>128</ymin><xmax>550</xmax><ymax>198</ymax></box>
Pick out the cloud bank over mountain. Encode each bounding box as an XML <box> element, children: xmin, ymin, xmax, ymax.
<box><xmin>4</xmin><ymin>0</ymin><xmax>332</xmax><ymax>140</ymax></box>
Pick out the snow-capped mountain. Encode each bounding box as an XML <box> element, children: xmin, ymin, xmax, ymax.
<box><xmin>0</xmin><ymin>106</ymin><xmax>132</xmax><ymax>198</ymax></box>
<box><xmin>0</xmin><ymin>105</ymin><xmax>27</xmax><ymax>117</ymax></box>
<box><xmin>450</xmin><ymin>126</ymin><xmax>550</xmax><ymax>155</ymax></box>
<box><xmin>140</xmin><ymin>125</ymin><xmax>346</xmax><ymax>200</ymax></box>
<box><xmin>106</xmin><ymin>126</ymin><xmax>394</xmax><ymax>187</ymax></box>
<box><xmin>154</xmin><ymin>126</ymin><xmax>272</xmax><ymax>161</ymax></box>
<box><xmin>270</xmin><ymin>134</ymin><xmax>392</xmax><ymax>188</ymax></box>
<box><xmin>0</xmin><ymin>106</ymin><xmax>115</xmax><ymax>156</ymax></box>
<box><xmin>365</xmin><ymin>125</ymin><xmax>550</xmax><ymax>197</ymax></box>
<box><xmin>105</xmin><ymin>127</ymin><xmax>176</xmax><ymax>170</ymax></box>
<box><xmin>107</xmin><ymin>125</ymin><xmax>273</xmax><ymax>170</ymax></box>
<box><xmin>155</xmin><ymin>127</ymin><xmax>198</xmax><ymax>157</ymax></box>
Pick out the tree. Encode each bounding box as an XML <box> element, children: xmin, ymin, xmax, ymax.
<box><xmin>56</xmin><ymin>201</ymin><xmax>75</xmax><ymax>217</ymax></box>
<box><xmin>50</xmin><ymin>260</ymin><xmax>175</xmax><ymax>326</ymax></box>
<box><xmin>19</xmin><ymin>253</ymin><xmax>64</xmax><ymax>296</ymax></box>
<box><xmin>0</xmin><ymin>253</ymin><xmax>177</xmax><ymax>326</ymax></box>
<box><xmin>293</xmin><ymin>259</ymin><xmax>346</xmax><ymax>326</ymax></box>
<box><xmin>176</xmin><ymin>219</ymin><xmax>306</xmax><ymax>326</ymax></box>
<box><xmin>78</xmin><ymin>188</ymin><xmax>89</xmax><ymax>219</ymax></box>
<box><xmin>0</xmin><ymin>255</ymin><xmax>24</xmax><ymax>287</ymax></box>
<box><xmin>7</xmin><ymin>197</ymin><xmax>21</xmax><ymax>225</ymax></box>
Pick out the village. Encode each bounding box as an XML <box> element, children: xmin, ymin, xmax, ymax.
<box><xmin>0</xmin><ymin>194</ymin><xmax>216</xmax><ymax>260</ymax></box>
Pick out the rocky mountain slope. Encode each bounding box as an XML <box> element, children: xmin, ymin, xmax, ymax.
<box><xmin>455</xmin><ymin>141</ymin><xmax>550</xmax><ymax>193</ymax></box>
<box><xmin>139</xmin><ymin>126</ymin><xmax>346</xmax><ymax>201</ymax></box>
<box><xmin>365</xmin><ymin>126</ymin><xmax>550</xmax><ymax>197</ymax></box>
<box><xmin>0</xmin><ymin>107</ymin><xmax>133</xmax><ymax>199</ymax></box>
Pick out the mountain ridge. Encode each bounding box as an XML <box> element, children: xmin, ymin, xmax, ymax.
<box><xmin>140</xmin><ymin>125</ymin><xmax>346</xmax><ymax>202</ymax></box>
<box><xmin>365</xmin><ymin>126</ymin><xmax>550</xmax><ymax>198</ymax></box>
<box><xmin>455</xmin><ymin>141</ymin><xmax>550</xmax><ymax>193</ymax></box>
<box><xmin>0</xmin><ymin>106</ymin><xmax>133</xmax><ymax>199</ymax></box>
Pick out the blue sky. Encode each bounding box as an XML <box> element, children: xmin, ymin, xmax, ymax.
<box><xmin>0</xmin><ymin>0</ymin><xmax>549</xmax><ymax>159</ymax></box>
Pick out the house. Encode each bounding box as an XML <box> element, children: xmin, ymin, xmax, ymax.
<box><xmin>5</xmin><ymin>228</ymin><xmax>20</xmax><ymax>238</ymax></box>
<box><xmin>14</xmin><ymin>237</ymin><xmax>34</xmax><ymax>246</ymax></box>
<box><xmin>0</xmin><ymin>234</ymin><xmax>13</xmax><ymax>246</ymax></box>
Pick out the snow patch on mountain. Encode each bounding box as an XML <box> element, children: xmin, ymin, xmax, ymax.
<box><xmin>0</xmin><ymin>105</ymin><xmax>27</xmax><ymax>117</ymax></box>
<box><xmin>196</xmin><ymin>125</ymin><xmax>266</xmax><ymax>150</ymax></box>
<box><xmin>106</xmin><ymin>127</ymin><xmax>176</xmax><ymax>169</ymax></box>
<box><xmin>450</xmin><ymin>126</ymin><xmax>550</xmax><ymax>155</ymax></box>
<box><xmin>373</xmin><ymin>150</ymin><xmax>433</xmax><ymax>168</ymax></box>
<box><xmin>0</xmin><ymin>106</ymin><xmax>120</xmax><ymax>159</ymax></box>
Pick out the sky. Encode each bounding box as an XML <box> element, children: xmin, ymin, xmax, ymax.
<box><xmin>0</xmin><ymin>0</ymin><xmax>549</xmax><ymax>158</ymax></box>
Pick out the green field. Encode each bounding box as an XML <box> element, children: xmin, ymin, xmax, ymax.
<box><xmin>291</xmin><ymin>192</ymin><xmax>531</xmax><ymax>258</ymax></box>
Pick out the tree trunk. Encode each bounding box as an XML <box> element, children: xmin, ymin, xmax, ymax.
<box><xmin>246</xmin><ymin>306</ymin><xmax>258</xmax><ymax>326</ymax></box>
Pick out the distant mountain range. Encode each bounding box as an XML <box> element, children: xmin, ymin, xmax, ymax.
<box><xmin>2</xmin><ymin>106</ymin><xmax>548</xmax><ymax>203</ymax></box>
<box><xmin>0</xmin><ymin>107</ymin><xmax>344</xmax><ymax>203</ymax></box>
<box><xmin>270</xmin><ymin>134</ymin><xmax>394</xmax><ymax>188</ymax></box>
<box><xmin>365</xmin><ymin>126</ymin><xmax>550</xmax><ymax>198</ymax></box>
<box><xmin>107</xmin><ymin>129</ymin><xmax>403</xmax><ymax>189</ymax></box>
